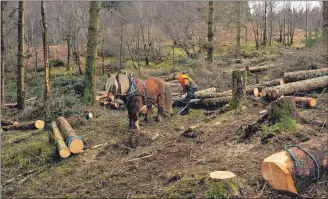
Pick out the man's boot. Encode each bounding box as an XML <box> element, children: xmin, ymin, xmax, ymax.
<box><xmin>180</xmin><ymin>105</ymin><xmax>190</xmax><ymax>115</ymax></box>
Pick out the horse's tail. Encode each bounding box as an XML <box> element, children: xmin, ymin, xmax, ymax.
<box><xmin>163</xmin><ymin>82</ymin><xmax>173</xmax><ymax>114</ymax></box>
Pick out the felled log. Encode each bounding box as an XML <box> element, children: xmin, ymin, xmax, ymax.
<box><xmin>2</xmin><ymin>120</ymin><xmax>45</xmax><ymax>131</ymax></box>
<box><xmin>190</xmin><ymin>97</ymin><xmax>232</xmax><ymax>107</ymax></box>
<box><xmin>179</xmin><ymin>87</ymin><xmax>217</xmax><ymax>99</ymax></box>
<box><xmin>4</xmin><ymin>103</ymin><xmax>18</xmax><ymax>109</ymax></box>
<box><xmin>246</xmin><ymin>64</ymin><xmax>273</xmax><ymax>73</ymax></box>
<box><xmin>1</xmin><ymin>120</ymin><xmax>19</xmax><ymax>126</ymax></box>
<box><xmin>261</xmin><ymin>135</ymin><xmax>328</xmax><ymax>194</ymax></box>
<box><xmin>51</xmin><ymin>121</ymin><xmax>70</xmax><ymax>158</ymax></box>
<box><xmin>195</xmin><ymin>91</ymin><xmax>232</xmax><ymax>99</ymax></box>
<box><xmin>56</xmin><ymin>116</ymin><xmax>83</xmax><ymax>154</ymax></box>
<box><xmin>283</xmin><ymin>68</ymin><xmax>328</xmax><ymax>83</ymax></box>
<box><xmin>267</xmin><ymin>76</ymin><xmax>328</xmax><ymax>99</ymax></box>
<box><xmin>283</xmin><ymin>96</ymin><xmax>317</xmax><ymax>107</ymax></box>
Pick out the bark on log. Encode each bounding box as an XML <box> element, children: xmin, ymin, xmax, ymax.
<box><xmin>283</xmin><ymin>96</ymin><xmax>317</xmax><ymax>107</ymax></box>
<box><xmin>56</xmin><ymin>116</ymin><xmax>83</xmax><ymax>153</ymax></box>
<box><xmin>195</xmin><ymin>91</ymin><xmax>231</xmax><ymax>99</ymax></box>
<box><xmin>190</xmin><ymin>97</ymin><xmax>231</xmax><ymax>107</ymax></box>
<box><xmin>261</xmin><ymin>135</ymin><xmax>328</xmax><ymax>194</ymax></box>
<box><xmin>269</xmin><ymin>76</ymin><xmax>328</xmax><ymax>99</ymax></box>
<box><xmin>179</xmin><ymin>87</ymin><xmax>217</xmax><ymax>99</ymax></box>
<box><xmin>51</xmin><ymin>121</ymin><xmax>70</xmax><ymax>158</ymax></box>
<box><xmin>1</xmin><ymin>120</ymin><xmax>19</xmax><ymax>126</ymax></box>
<box><xmin>246</xmin><ymin>64</ymin><xmax>274</xmax><ymax>73</ymax></box>
<box><xmin>2</xmin><ymin>120</ymin><xmax>44</xmax><ymax>131</ymax></box>
<box><xmin>283</xmin><ymin>68</ymin><xmax>328</xmax><ymax>83</ymax></box>
<box><xmin>4</xmin><ymin>103</ymin><xmax>18</xmax><ymax>109</ymax></box>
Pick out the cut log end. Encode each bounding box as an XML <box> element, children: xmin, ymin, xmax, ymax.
<box><xmin>35</xmin><ymin>120</ymin><xmax>45</xmax><ymax>129</ymax></box>
<box><xmin>280</xmin><ymin>78</ymin><xmax>285</xmax><ymax>85</ymax></box>
<box><xmin>253</xmin><ymin>88</ymin><xmax>259</xmax><ymax>97</ymax></box>
<box><xmin>209</xmin><ymin>171</ymin><xmax>237</xmax><ymax>181</ymax></box>
<box><xmin>59</xmin><ymin>148</ymin><xmax>71</xmax><ymax>158</ymax></box>
<box><xmin>310</xmin><ymin>98</ymin><xmax>317</xmax><ymax>107</ymax></box>
<box><xmin>69</xmin><ymin>138</ymin><xmax>84</xmax><ymax>153</ymax></box>
<box><xmin>261</xmin><ymin>151</ymin><xmax>297</xmax><ymax>194</ymax></box>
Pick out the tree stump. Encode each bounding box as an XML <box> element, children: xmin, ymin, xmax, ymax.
<box><xmin>244</xmin><ymin>97</ymin><xmax>297</xmax><ymax>140</ymax></box>
<box><xmin>206</xmin><ymin>171</ymin><xmax>240</xmax><ymax>198</ymax></box>
<box><xmin>227</xmin><ymin>70</ymin><xmax>248</xmax><ymax>109</ymax></box>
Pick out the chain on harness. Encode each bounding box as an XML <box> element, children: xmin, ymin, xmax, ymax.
<box><xmin>284</xmin><ymin>144</ymin><xmax>320</xmax><ymax>181</ymax></box>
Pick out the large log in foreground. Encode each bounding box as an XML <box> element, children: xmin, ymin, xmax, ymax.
<box><xmin>2</xmin><ymin>120</ymin><xmax>44</xmax><ymax>131</ymax></box>
<box><xmin>56</xmin><ymin>116</ymin><xmax>83</xmax><ymax>154</ymax></box>
<box><xmin>283</xmin><ymin>68</ymin><xmax>328</xmax><ymax>83</ymax></box>
<box><xmin>261</xmin><ymin>76</ymin><xmax>328</xmax><ymax>99</ymax></box>
<box><xmin>261</xmin><ymin>135</ymin><xmax>328</xmax><ymax>194</ymax></box>
<box><xmin>51</xmin><ymin>121</ymin><xmax>70</xmax><ymax>158</ymax></box>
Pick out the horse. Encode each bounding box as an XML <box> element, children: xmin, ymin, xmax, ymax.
<box><xmin>105</xmin><ymin>73</ymin><xmax>172</xmax><ymax>130</ymax></box>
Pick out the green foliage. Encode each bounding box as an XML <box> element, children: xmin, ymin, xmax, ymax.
<box><xmin>52</xmin><ymin>76</ymin><xmax>84</xmax><ymax>97</ymax></box>
<box><xmin>205</xmin><ymin>180</ymin><xmax>239</xmax><ymax>199</ymax></box>
<box><xmin>2</xmin><ymin>140</ymin><xmax>55</xmax><ymax>168</ymax></box>
<box><xmin>305</xmin><ymin>33</ymin><xmax>313</xmax><ymax>47</ymax></box>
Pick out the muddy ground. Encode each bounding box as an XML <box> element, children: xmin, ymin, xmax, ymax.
<box><xmin>2</xmin><ymin>92</ymin><xmax>327</xmax><ymax>198</ymax></box>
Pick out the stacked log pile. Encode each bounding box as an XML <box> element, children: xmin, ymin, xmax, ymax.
<box><xmin>167</xmin><ymin>67</ymin><xmax>327</xmax><ymax>109</ymax></box>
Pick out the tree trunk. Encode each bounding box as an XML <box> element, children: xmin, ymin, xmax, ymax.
<box><xmin>83</xmin><ymin>1</ymin><xmax>101</xmax><ymax>105</ymax></box>
<box><xmin>305</xmin><ymin>1</ymin><xmax>308</xmax><ymax>46</ymax></box>
<box><xmin>2</xmin><ymin>120</ymin><xmax>44</xmax><ymax>131</ymax></box>
<box><xmin>228</xmin><ymin>70</ymin><xmax>248</xmax><ymax>109</ymax></box>
<box><xmin>172</xmin><ymin>41</ymin><xmax>175</xmax><ymax>72</ymax></box>
<box><xmin>56</xmin><ymin>116</ymin><xmax>83</xmax><ymax>154</ymax></box>
<box><xmin>50</xmin><ymin>121</ymin><xmax>70</xmax><ymax>158</ymax></box>
<box><xmin>235</xmin><ymin>1</ymin><xmax>241</xmax><ymax>58</ymax></box>
<box><xmin>17</xmin><ymin>1</ymin><xmax>25</xmax><ymax>110</ymax></box>
<box><xmin>101</xmin><ymin>34</ymin><xmax>105</xmax><ymax>75</ymax></box>
<box><xmin>119</xmin><ymin>23</ymin><xmax>123</xmax><ymax>72</ymax></box>
<box><xmin>41</xmin><ymin>1</ymin><xmax>50</xmax><ymax>101</ymax></box>
<box><xmin>323</xmin><ymin>1</ymin><xmax>328</xmax><ymax>65</ymax></box>
<box><xmin>279</xmin><ymin>18</ymin><xmax>283</xmax><ymax>43</ymax></box>
<box><xmin>283</xmin><ymin>68</ymin><xmax>328</xmax><ymax>83</ymax></box>
<box><xmin>262</xmin><ymin>1</ymin><xmax>267</xmax><ymax>46</ymax></box>
<box><xmin>262</xmin><ymin>134</ymin><xmax>328</xmax><ymax>194</ymax></box>
<box><xmin>283</xmin><ymin>16</ymin><xmax>286</xmax><ymax>45</ymax></box>
<box><xmin>207</xmin><ymin>1</ymin><xmax>214</xmax><ymax>63</ymax></box>
<box><xmin>66</xmin><ymin>34</ymin><xmax>71</xmax><ymax>71</ymax></box>
<box><xmin>269</xmin><ymin>1</ymin><xmax>273</xmax><ymax>46</ymax></box>
<box><xmin>262</xmin><ymin>76</ymin><xmax>328</xmax><ymax>99</ymax></box>
<box><xmin>1</xmin><ymin>1</ymin><xmax>7</xmax><ymax>108</ymax></box>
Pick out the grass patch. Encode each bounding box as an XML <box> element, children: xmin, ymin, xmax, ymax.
<box><xmin>205</xmin><ymin>179</ymin><xmax>240</xmax><ymax>199</ymax></box>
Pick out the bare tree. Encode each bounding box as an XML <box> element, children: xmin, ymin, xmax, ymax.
<box><xmin>1</xmin><ymin>1</ymin><xmax>7</xmax><ymax>108</ymax></box>
<box><xmin>207</xmin><ymin>1</ymin><xmax>214</xmax><ymax>63</ymax></box>
<box><xmin>84</xmin><ymin>1</ymin><xmax>101</xmax><ymax>105</ymax></box>
<box><xmin>236</xmin><ymin>1</ymin><xmax>241</xmax><ymax>58</ymax></box>
<box><xmin>17</xmin><ymin>1</ymin><xmax>25</xmax><ymax>110</ymax></box>
<box><xmin>41</xmin><ymin>1</ymin><xmax>50</xmax><ymax>100</ymax></box>
<box><xmin>262</xmin><ymin>1</ymin><xmax>267</xmax><ymax>46</ymax></box>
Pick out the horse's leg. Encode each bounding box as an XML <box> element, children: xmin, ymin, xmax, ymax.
<box><xmin>155</xmin><ymin>94</ymin><xmax>164</xmax><ymax>122</ymax></box>
<box><xmin>144</xmin><ymin>101</ymin><xmax>152</xmax><ymax>123</ymax></box>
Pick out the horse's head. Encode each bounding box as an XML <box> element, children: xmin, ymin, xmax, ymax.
<box><xmin>105</xmin><ymin>73</ymin><xmax>130</xmax><ymax>103</ymax></box>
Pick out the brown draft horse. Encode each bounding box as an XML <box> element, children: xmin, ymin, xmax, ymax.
<box><xmin>106</xmin><ymin>73</ymin><xmax>172</xmax><ymax>130</ymax></box>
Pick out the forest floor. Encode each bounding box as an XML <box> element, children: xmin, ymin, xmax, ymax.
<box><xmin>1</xmin><ymin>43</ymin><xmax>328</xmax><ymax>198</ymax></box>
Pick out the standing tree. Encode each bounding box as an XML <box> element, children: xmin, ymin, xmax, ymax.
<box><xmin>84</xmin><ymin>1</ymin><xmax>101</xmax><ymax>105</ymax></box>
<box><xmin>17</xmin><ymin>1</ymin><xmax>25</xmax><ymax>110</ymax></box>
<box><xmin>236</xmin><ymin>1</ymin><xmax>242</xmax><ymax>58</ymax></box>
<box><xmin>41</xmin><ymin>1</ymin><xmax>50</xmax><ymax>100</ymax></box>
<box><xmin>207</xmin><ymin>1</ymin><xmax>214</xmax><ymax>63</ymax></box>
<box><xmin>1</xmin><ymin>1</ymin><xmax>7</xmax><ymax>108</ymax></box>
<box><xmin>323</xmin><ymin>1</ymin><xmax>328</xmax><ymax>65</ymax></box>
<box><xmin>262</xmin><ymin>1</ymin><xmax>267</xmax><ymax>46</ymax></box>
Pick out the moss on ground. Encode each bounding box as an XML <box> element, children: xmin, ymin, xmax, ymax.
<box><xmin>205</xmin><ymin>179</ymin><xmax>240</xmax><ymax>199</ymax></box>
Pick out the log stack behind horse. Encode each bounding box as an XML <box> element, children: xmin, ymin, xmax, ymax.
<box><xmin>106</xmin><ymin>73</ymin><xmax>172</xmax><ymax>129</ymax></box>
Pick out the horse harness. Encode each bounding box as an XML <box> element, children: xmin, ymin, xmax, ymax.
<box><xmin>125</xmin><ymin>75</ymin><xmax>149</xmax><ymax>106</ymax></box>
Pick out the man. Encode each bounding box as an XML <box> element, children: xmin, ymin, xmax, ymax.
<box><xmin>175</xmin><ymin>73</ymin><xmax>198</xmax><ymax>115</ymax></box>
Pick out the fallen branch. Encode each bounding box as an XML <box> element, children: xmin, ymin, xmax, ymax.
<box><xmin>125</xmin><ymin>154</ymin><xmax>154</xmax><ymax>162</ymax></box>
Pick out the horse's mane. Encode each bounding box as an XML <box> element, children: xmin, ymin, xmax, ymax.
<box><xmin>117</xmin><ymin>74</ymin><xmax>130</xmax><ymax>95</ymax></box>
<box><xmin>105</xmin><ymin>75</ymin><xmax>118</xmax><ymax>93</ymax></box>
